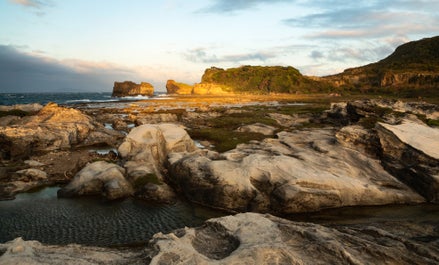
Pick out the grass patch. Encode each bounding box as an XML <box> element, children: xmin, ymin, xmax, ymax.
<box><xmin>189</xmin><ymin>128</ymin><xmax>269</xmax><ymax>152</ymax></box>
<box><xmin>427</xmin><ymin>119</ymin><xmax>439</xmax><ymax>127</ymax></box>
<box><xmin>133</xmin><ymin>173</ymin><xmax>161</xmax><ymax>189</ymax></box>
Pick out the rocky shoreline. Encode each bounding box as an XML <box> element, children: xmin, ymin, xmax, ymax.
<box><xmin>0</xmin><ymin>95</ymin><xmax>438</xmax><ymax>264</ymax></box>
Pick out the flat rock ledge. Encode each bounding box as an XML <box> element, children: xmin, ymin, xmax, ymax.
<box><xmin>2</xmin><ymin>213</ymin><xmax>438</xmax><ymax>265</ymax></box>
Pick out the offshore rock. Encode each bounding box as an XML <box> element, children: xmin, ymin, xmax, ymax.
<box><xmin>0</xmin><ymin>103</ymin><xmax>122</xmax><ymax>159</ymax></box>
<box><xmin>377</xmin><ymin>119</ymin><xmax>439</xmax><ymax>201</ymax></box>
<box><xmin>166</xmin><ymin>80</ymin><xmax>193</xmax><ymax>95</ymax></box>
<box><xmin>112</xmin><ymin>81</ymin><xmax>154</xmax><ymax>97</ymax></box>
<box><xmin>148</xmin><ymin>213</ymin><xmax>439</xmax><ymax>264</ymax></box>
<box><xmin>57</xmin><ymin>161</ymin><xmax>133</xmax><ymax>200</ymax></box>
<box><xmin>168</xmin><ymin>128</ymin><xmax>423</xmax><ymax>214</ymax></box>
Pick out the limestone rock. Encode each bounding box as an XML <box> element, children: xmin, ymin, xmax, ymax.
<box><xmin>57</xmin><ymin>161</ymin><xmax>133</xmax><ymax>200</ymax></box>
<box><xmin>0</xmin><ymin>103</ymin><xmax>122</xmax><ymax>159</ymax></box>
<box><xmin>135</xmin><ymin>113</ymin><xmax>179</xmax><ymax>125</ymax></box>
<box><xmin>15</xmin><ymin>168</ymin><xmax>47</xmax><ymax>181</ymax></box>
<box><xmin>118</xmin><ymin>123</ymin><xmax>196</xmax><ymax>203</ymax></box>
<box><xmin>119</xmin><ymin>123</ymin><xmax>196</xmax><ymax>165</ymax></box>
<box><xmin>236</xmin><ymin>123</ymin><xmax>276</xmax><ymax>135</ymax></box>
<box><xmin>148</xmin><ymin>213</ymin><xmax>439</xmax><ymax>265</ymax></box>
<box><xmin>0</xmin><ymin>103</ymin><xmax>43</xmax><ymax>113</ymax></box>
<box><xmin>166</xmin><ymin>80</ymin><xmax>193</xmax><ymax>95</ymax></box>
<box><xmin>0</xmin><ymin>237</ymin><xmax>143</xmax><ymax>265</ymax></box>
<box><xmin>168</xmin><ymin>128</ymin><xmax>424</xmax><ymax>214</ymax></box>
<box><xmin>377</xmin><ymin>119</ymin><xmax>439</xmax><ymax>201</ymax></box>
<box><xmin>112</xmin><ymin>81</ymin><xmax>154</xmax><ymax>97</ymax></box>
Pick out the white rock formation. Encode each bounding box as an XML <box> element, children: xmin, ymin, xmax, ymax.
<box><xmin>57</xmin><ymin>161</ymin><xmax>132</xmax><ymax>200</ymax></box>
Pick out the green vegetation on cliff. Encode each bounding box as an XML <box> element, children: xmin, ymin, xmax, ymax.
<box><xmin>201</xmin><ymin>66</ymin><xmax>331</xmax><ymax>94</ymax></box>
<box><xmin>323</xmin><ymin>36</ymin><xmax>439</xmax><ymax>94</ymax></box>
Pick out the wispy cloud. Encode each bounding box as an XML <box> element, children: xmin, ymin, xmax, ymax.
<box><xmin>198</xmin><ymin>0</ymin><xmax>294</xmax><ymax>14</ymax></box>
<box><xmin>10</xmin><ymin>0</ymin><xmax>50</xmax><ymax>8</ymax></box>
<box><xmin>9</xmin><ymin>0</ymin><xmax>52</xmax><ymax>15</ymax></box>
<box><xmin>183</xmin><ymin>47</ymin><xmax>277</xmax><ymax>63</ymax></box>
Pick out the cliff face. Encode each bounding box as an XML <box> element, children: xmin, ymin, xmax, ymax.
<box><xmin>165</xmin><ymin>80</ymin><xmax>193</xmax><ymax>95</ymax></box>
<box><xmin>322</xmin><ymin>36</ymin><xmax>439</xmax><ymax>93</ymax></box>
<box><xmin>112</xmin><ymin>81</ymin><xmax>154</xmax><ymax>97</ymax></box>
<box><xmin>197</xmin><ymin>66</ymin><xmax>330</xmax><ymax>94</ymax></box>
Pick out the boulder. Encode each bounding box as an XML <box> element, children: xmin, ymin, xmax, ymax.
<box><xmin>236</xmin><ymin>123</ymin><xmax>276</xmax><ymax>135</ymax></box>
<box><xmin>148</xmin><ymin>213</ymin><xmax>439</xmax><ymax>264</ymax></box>
<box><xmin>119</xmin><ymin>123</ymin><xmax>196</xmax><ymax>166</ymax></box>
<box><xmin>15</xmin><ymin>168</ymin><xmax>47</xmax><ymax>181</ymax></box>
<box><xmin>118</xmin><ymin>123</ymin><xmax>196</xmax><ymax>203</ymax></box>
<box><xmin>0</xmin><ymin>103</ymin><xmax>122</xmax><ymax>159</ymax></box>
<box><xmin>377</xmin><ymin>119</ymin><xmax>439</xmax><ymax>201</ymax></box>
<box><xmin>57</xmin><ymin>161</ymin><xmax>133</xmax><ymax>200</ymax></box>
<box><xmin>112</xmin><ymin>81</ymin><xmax>154</xmax><ymax>97</ymax></box>
<box><xmin>166</xmin><ymin>80</ymin><xmax>193</xmax><ymax>95</ymax></box>
<box><xmin>168</xmin><ymin>128</ymin><xmax>424</xmax><ymax>214</ymax></box>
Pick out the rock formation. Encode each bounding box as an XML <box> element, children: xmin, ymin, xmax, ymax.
<box><xmin>57</xmin><ymin>161</ymin><xmax>133</xmax><ymax>200</ymax></box>
<box><xmin>0</xmin><ymin>237</ymin><xmax>144</xmax><ymax>265</ymax></box>
<box><xmin>166</xmin><ymin>80</ymin><xmax>193</xmax><ymax>95</ymax></box>
<box><xmin>0</xmin><ymin>103</ymin><xmax>122</xmax><ymax>159</ymax></box>
<box><xmin>377</xmin><ymin>119</ymin><xmax>439</xmax><ymax>201</ymax></box>
<box><xmin>118</xmin><ymin>123</ymin><xmax>197</xmax><ymax>203</ymax></box>
<box><xmin>168</xmin><ymin>127</ymin><xmax>424</xmax><ymax>214</ymax></box>
<box><xmin>148</xmin><ymin>213</ymin><xmax>439</xmax><ymax>264</ymax></box>
<box><xmin>112</xmin><ymin>81</ymin><xmax>154</xmax><ymax>97</ymax></box>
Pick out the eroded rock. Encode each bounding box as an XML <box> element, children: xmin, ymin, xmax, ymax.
<box><xmin>377</xmin><ymin>119</ymin><xmax>439</xmax><ymax>201</ymax></box>
<box><xmin>168</xmin><ymin>128</ymin><xmax>424</xmax><ymax>214</ymax></box>
<box><xmin>57</xmin><ymin>161</ymin><xmax>133</xmax><ymax>200</ymax></box>
<box><xmin>148</xmin><ymin>213</ymin><xmax>439</xmax><ymax>264</ymax></box>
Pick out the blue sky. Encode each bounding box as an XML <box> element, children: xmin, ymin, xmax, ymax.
<box><xmin>1</xmin><ymin>0</ymin><xmax>438</xmax><ymax>92</ymax></box>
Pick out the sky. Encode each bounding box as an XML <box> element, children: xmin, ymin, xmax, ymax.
<box><xmin>0</xmin><ymin>0</ymin><xmax>438</xmax><ymax>93</ymax></box>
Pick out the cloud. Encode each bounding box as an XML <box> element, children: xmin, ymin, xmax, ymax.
<box><xmin>198</xmin><ymin>0</ymin><xmax>294</xmax><ymax>14</ymax></box>
<box><xmin>0</xmin><ymin>45</ymin><xmax>140</xmax><ymax>93</ymax></box>
<box><xmin>284</xmin><ymin>2</ymin><xmax>439</xmax><ymax>40</ymax></box>
<box><xmin>183</xmin><ymin>47</ymin><xmax>277</xmax><ymax>63</ymax></box>
<box><xmin>9</xmin><ymin>0</ymin><xmax>50</xmax><ymax>8</ymax></box>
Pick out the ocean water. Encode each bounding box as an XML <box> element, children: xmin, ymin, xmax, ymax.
<box><xmin>0</xmin><ymin>92</ymin><xmax>165</xmax><ymax>106</ymax></box>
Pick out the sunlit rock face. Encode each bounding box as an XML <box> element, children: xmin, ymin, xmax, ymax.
<box><xmin>0</xmin><ymin>103</ymin><xmax>121</xmax><ymax>159</ymax></box>
<box><xmin>166</xmin><ymin>80</ymin><xmax>193</xmax><ymax>95</ymax></box>
<box><xmin>118</xmin><ymin>123</ymin><xmax>197</xmax><ymax>203</ymax></box>
<box><xmin>377</xmin><ymin>120</ymin><xmax>439</xmax><ymax>202</ymax></box>
<box><xmin>112</xmin><ymin>81</ymin><xmax>154</xmax><ymax>97</ymax></box>
<box><xmin>168</xmin><ymin>128</ymin><xmax>424</xmax><ymax>214</ymax></box>
<box><xmin>148</xmin><ymin>213</ymin><xmax>439</xmax><ymax>264</ymax></box>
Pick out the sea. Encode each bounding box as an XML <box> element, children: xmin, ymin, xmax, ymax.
<box><xmin>0</xmin><ymin>92</ymin><xmax>168</xmax><ymax>106</ymax></box>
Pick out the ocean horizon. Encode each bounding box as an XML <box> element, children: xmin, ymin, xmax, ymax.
<box><xmin>0</xmin><ymin>91</ymin><xmax>168</xmax><ymax>106</ymax></box>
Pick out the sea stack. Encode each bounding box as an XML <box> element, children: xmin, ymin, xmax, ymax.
<box><xmin>166</xmin><ymin>80</ymin><xmax>193</xmax><ymax>95</ymax></box>
<box><xmin>112</xmin><ymin>81</ymin><xmax>154</xmax><ymax>97</ymax></box>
